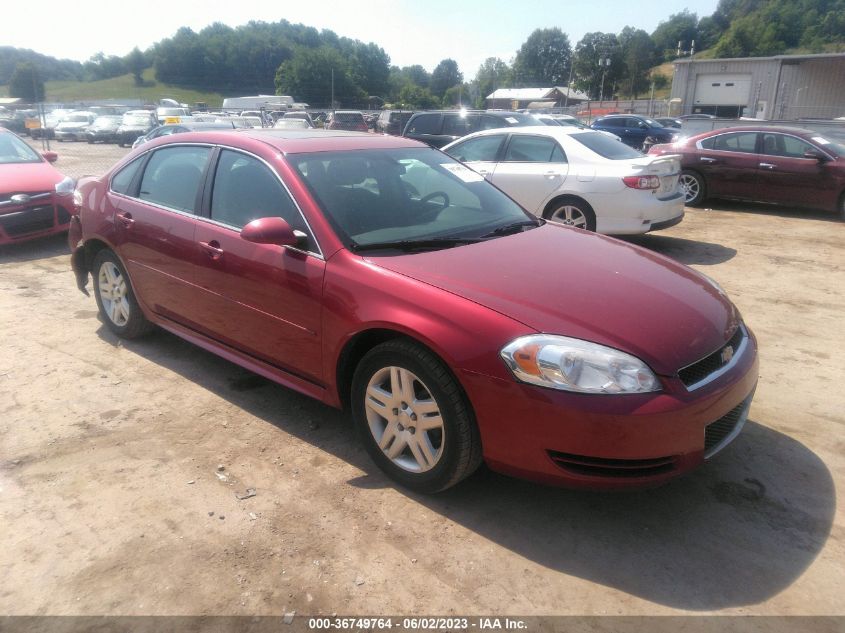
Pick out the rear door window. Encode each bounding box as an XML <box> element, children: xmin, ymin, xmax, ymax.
<box><xmin>701</xmin><ymin>132</ymin><xmax>759</xmax><ymax>153</ymax></box>
<box><xmin>442</xmin><ymin>114</ymin><xmax>473</xmax><ymax>136</ymax></box>
<box><xmin>138</xmin><ymin>146</ymin><xmax>211</xmax><ymax>213</ymax></box>
<box><xmin>503</xmin><ymin>135</ymin><xmax>566</xmax><ymax>163</ymax></box>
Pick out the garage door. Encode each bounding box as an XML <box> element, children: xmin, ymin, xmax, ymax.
<box><xmin>694</xmin><ymin>74</ymin><xmax>752</xmax><ymax>106</ymax></box>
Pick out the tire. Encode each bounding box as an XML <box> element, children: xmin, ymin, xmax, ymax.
<box><xmin>838</xmin><ymin>193</ymin><xmax>845</xmax><ymax>222</ymax></box>
<box><xmin>543</xmin><ymin>198</ymin><xmax>596</xmax><ymax>231</ymax></box>
<box><xmin>680</xmin><ymin>170</ymin><xmax>706</xmax><ymax>206</ymax></box>
<box><xmin>351</xmin><ymin>339</ymin><xmax>482</xmax><ymax>493</ymax></box>
<box><xmin>92</xmin><ymin>249</ymin><xmax>153</xmax><ymax>339</ymax></box>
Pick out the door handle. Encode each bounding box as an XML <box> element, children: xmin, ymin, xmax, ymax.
<box><xmin>116</xmin><ymin>212</ymin><xmax>134</xmax><ymax>227</ymax></box>
<box><xmin>700</xmin><ymin>157</ymin><xmax>718</xmax><ymax>163</ymax></box>
<box><xmin>759</xmin><ymin>162</ymin><xmax>777</xmax><ymax>169</ymax></box>
<box><xmin>199</xmin><ymin>240</ymin><xmax>224</xmax><ymax>259</ymax></box>
<box><xmin>544</xmin><ymin>170</ymin><xmax>561</xmax><ymax>178</ymax></box>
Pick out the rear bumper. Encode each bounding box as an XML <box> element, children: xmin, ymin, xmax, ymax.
<box><xmin>596</xmin><ymin>192</ymin><xmax>685</xmax><ymax>235</ymax></box>
<box><xmin>459</xmin><ymin>326</ymin><xmax>759</xmax><ymax>489</ymax></box>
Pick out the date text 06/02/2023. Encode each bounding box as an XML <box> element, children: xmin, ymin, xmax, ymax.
<box><xmin>306</xmin><ymin>617</ymin><xmax>528</xmax><ymax>630</ymax></box>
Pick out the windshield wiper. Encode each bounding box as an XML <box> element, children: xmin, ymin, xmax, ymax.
<box><xmin>350</xmin><ymin>237</ymin><xmax>485</xmax><ymax>253</ymax></box>
<box><xmin>481</xmin><ymin>219</ymin><xmax>543</xmax><ymax>238</ymax></box>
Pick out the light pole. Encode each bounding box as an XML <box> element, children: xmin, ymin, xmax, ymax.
<box><xmin>598</xmin><ymin>57</ymin><xmax>611</xmax><ymax>102</ymax></box>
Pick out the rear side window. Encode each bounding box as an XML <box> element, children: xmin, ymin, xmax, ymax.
<box><xmin>406</xmin><ymin>113</ymin><xmax>440</xmax><ymax>135</ymax></box>
<box><xmin>139</xmin><ymin>146</ymin><xmax>211</xmax><ymax>213</ymax></box>
<box><xmin>210</xmin><ymin>150</ymin><xmax>313</xmax><ymax>249</ymax></box>
<box><xmin>598</xmin><ymin>118</ymin><xmax>624</xmax><ymax>128</ymax></box>
<box><xmin>110</xmin><ymin>156</ymin><xmax>144</xmax><ymax>195</ymax></box>
<box><xmin>701</xmin><ymin>132</ymin><xmax>758</xmax><ymax>153</ymax></box>
<box><xmin>504</xmin><ymin>136</ymin><xmax>566</xmax><ymax>163</ymax></box>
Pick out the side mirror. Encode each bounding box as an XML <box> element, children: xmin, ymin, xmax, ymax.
<box><xmin>241</xmin><ymin>217</ymin><xmax>307</xmax><ymax>249</ymax></box>
<box><xmin>42</xmin><ymin>151</ymin><xmax>58</xmax><ymax>163</ymax></box>
<box><xmin>803</xmin><ymin>148</ymin><xmax>826</xmax><ymax>161</ymax></box>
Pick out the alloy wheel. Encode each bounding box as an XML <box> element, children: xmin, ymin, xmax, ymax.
<box><xmin>97</xmin><ymin>261</ymin><xmax>131</xmax><ymax>327</ymax></box>
<box><xmin>550</xmin><ymin>205</ymin><xmax>588</xmax><ymax>228</ymax></box>
<box><xmin>680</xmin><ymin>173</ymin><xmax>700</xmax><ymax>204</ymax></box>
<box><xmin>364</xmin><ymin>366</ymin><xmax>444</xmax><ymax>473</ymax></box>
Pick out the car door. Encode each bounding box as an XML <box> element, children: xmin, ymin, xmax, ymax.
<box><xmin>110</xmin><ymin>145</ymin><xmax>210</xmax><ymax>324</ymax></box>
<box><xmin>192</xmin><ymin>148</ymin><xmax>325</xmax><ymax>382</ymax></box>
<box><xmin>489</xmin><ymin>134</ymin><xmax>570</xmax><ymax>213</ymax></box>
<box><xmin>442</xmin><ymin>134</ymin><xmax>506</xmax><ymax>180</ymax></box>
<box><xmin>755</xmin><ymin>132</ymin><xmax>839</xmax><ymax>209</ymax></box>
<box><xmin>694</xmin><ymin>131</ymin><xmax>760</xmax><ymax>200</ymax></box>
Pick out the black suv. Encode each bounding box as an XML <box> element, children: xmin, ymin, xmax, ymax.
<box><xmin>376</xmin><ymin>110</ymin><xmax>415</xmax><ymax>135</ymax></box>
<box><xmin>590</xmin><ymin>115</ymin><xmax>677</xmax><ymax>150</ymax></box>
<box><xmin>402</xmin><ymin>110</ymin><xmax>540</xmax><ymax>148</ymax></box>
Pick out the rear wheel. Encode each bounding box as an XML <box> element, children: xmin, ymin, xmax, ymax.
<box><xmin>680</xmin><ymin>170</ymin><xmax>706</xmax><ymax>206</ymax></box>
<box><xmin>544</xmin><ymin>198</ymin><xmax>596</xmax><ymax>231</ymax></box>
<box><xmin>351</xmin><ymin>339</ymin><xmax>482</xmax><ymax>493</ymax></box>
<box><xmin>92</xmin><ymin>249</ymin><xmax>153</xmax><ymax>338</ymax></box>
<box><xmin>838</xmin><ymin>193</ymin><xmax>845</xmax><ymax>221</ymax></box>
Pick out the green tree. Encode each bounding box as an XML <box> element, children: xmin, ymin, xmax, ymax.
<box><xmin>651</xmin><ymin>10</ymin><xmax>699</xmax><ymax>60</ymax></box>
<box><xmin>472</xmin><ymin>57</ymin><xmax>511</xmax><ymax>107</ymax></box>
<box><xmin>618</xmin><ymin>27</ymin><xmax>656</xmax><ymax>97</ymax></box>
<box><xmin>397</xmin><ymin>83</ymin><xmax>439</xmax><ymax>109</ymax></box>
<box><xmin>125</xmin><ymin>47</ymin><xmax>147</xmax><ymax>86</ymax></box>
<box><xmin>430</xmin><ymin>59</ymin><xmax>463</xmax><ymax>98</ymax></box>
<box><xmin>511</xmin><ymin>28</ymin><xmax>572</xmax><ymax>86</ymax></box>
<box><xmin>274</xmin><ymin>46</ymin><xmax>365</xmax><ymax>107</ymax></box>
<box><xmin>399</xmin><ymin>65</ymin><xmax>430</xmax><ymax>88</ymax></box>
<box><xmin>9</xmin><ymin>62</ymin><xmax>45</xmax><ymax>102</ymax></box>
<box><xmin>573</xmin><ymin>33</ymin><xmax>624</xmax><ymax>100</ymax></box>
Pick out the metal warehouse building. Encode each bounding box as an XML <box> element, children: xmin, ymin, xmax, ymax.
<box><xmin>670</xmin><ymin>53</ymin><xmax>845</xmax><ymax>120</ymax></box>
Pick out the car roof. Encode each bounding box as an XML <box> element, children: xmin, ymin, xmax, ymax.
<box><xmin>164</xmin><ymin>128</ymin><xmax>425</xmax><ymax>154</ymax></box>
<box><xmin>692</xmin><ymin>125</ymin><xmax>819</xmax><ymax>138</ymax></box>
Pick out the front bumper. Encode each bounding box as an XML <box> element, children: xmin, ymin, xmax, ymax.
<box><xmin>460</xmin><ymin>326</ymin><xmax>759</xmax><ymax>489</ymax></box>
<box><xmin>0</xmin><ymin>196</ymin><xmax>72</xmax><ymax>245</ymax></box>
<box><xmin>55</xmin><ymin>129</ymin><xmax>86</xmax><ymax>141</ymax></box>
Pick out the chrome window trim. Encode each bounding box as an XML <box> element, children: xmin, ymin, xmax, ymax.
<box><xmin>681</xmin><ymin>323</ymin><xmax>749</xmax><ymax>392</ymax></box>
<box><xmin>209</xmin><ymin>146</ymin><xmax>323</xmax><ymax>258</ymax></box>
<box><xmin>106</xmin><ymin>142</ymin><xmax>324</xmax><ymax>259</ymax></box>
<box><xmin>694</xmin><ymin>131</ymin><xmax>759</xmax><ymax>154</ymax></box>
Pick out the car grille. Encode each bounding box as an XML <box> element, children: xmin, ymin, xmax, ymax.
<box><xmin>0</xmin><ymin>205</ymin><xmax>56</xmax><ymax>237</ymax></box>
<box><xmin>704</xmin><ymin>396</ymin><xmax>751</xmax><ymax>459</ymax></box>
<box><xmin>547</xmin><ymin>451</ymin><xmax>677</xmax><ymax>478</ymax></box>
<box><xmin>678</xmin><ymin>325</ymin><xmax>746</xmax><ymax>389</ymax></box>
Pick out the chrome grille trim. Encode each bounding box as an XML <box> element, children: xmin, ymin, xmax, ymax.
<box><xmin>680</xmin><ymin>323</ymin><xmax>748</xmax><ymax>391</ymax></box>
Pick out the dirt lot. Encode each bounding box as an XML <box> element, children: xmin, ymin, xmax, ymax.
<box><xmin>1</xmin><ymin>141</ymin><xmax>844</xmax><ymax>619</ymax></box>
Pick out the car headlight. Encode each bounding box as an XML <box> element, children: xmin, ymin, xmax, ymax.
<box><xmin>500</xmin><ymin>335</ymin><xmax>660</xmax><ymax>394</ymax></box>
<box><xmin>55</xmin><ymin>176</ymin><xmax>75</xmax><ymax>196</ymax></box>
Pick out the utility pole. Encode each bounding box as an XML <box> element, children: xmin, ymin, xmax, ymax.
<box><xmin>598</xmin><ymin>57</ymin><xmax>611</xmax><ymax>102</ymax></box>
<box><xmin>331</xmin><ymin>69</ymin><xmax>335</xmax><ymax>111</ymax></box>
<box><xmin>564</xmin><ymin>61</ymin><xmax>574</xmax><ymax>107</ymax></box>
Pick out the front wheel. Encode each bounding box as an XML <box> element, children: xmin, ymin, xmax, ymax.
<box><xmin>544</xmin><ymin>199</ymin><xmax>596</xmax><ymax>231</ymax></box>
<box><xmin>92</xmin><ymin>249</ymin><xmax>153</xmax><ymax>338</ymax></box>
<box><xmin>351</xmin><ymin>339</ymin><xmax>482</xmax><ymax>493</ymax></box>
<box><xmin>680</xmin><ymin>171</ymin><xmax>706</xmax><ymax>206</ymax></box>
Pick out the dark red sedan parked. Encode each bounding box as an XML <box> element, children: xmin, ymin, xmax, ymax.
<box><xmin>649</xmin><ymin>126</ymin><xmax>845</xmax><ymax>219</ymax></box>
<box><xmin>69</xmin><ymin>129</ymin><xmax>758</xmax><ymax>492</ymax></box>
<box><xmin>0</xmin><ymin>128</ymin><xmax>74</xmax><ymax>245</ymax></box>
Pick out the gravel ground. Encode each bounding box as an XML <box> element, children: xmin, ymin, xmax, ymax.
<box><xmin>1</xmin><ymin>141</ymin><xmax>843</xmax><ymax>620</ymax></box>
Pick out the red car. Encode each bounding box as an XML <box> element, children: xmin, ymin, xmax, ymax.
<box><xmin>0</xmin><ymin>129</ymin><xmax>74</xmax><ymax>245</ymax></box>
<box><xmin>69</xmin><ymin>130</ymin><xmax>758</xmax><ymax>492</ymax></box>
<box><xmin>648</xmin><ymin>126</ymin><xmax>845</xmax><ymax>219</ymax></box>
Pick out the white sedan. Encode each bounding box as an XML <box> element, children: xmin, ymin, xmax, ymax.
<box><xmin>441</xmin><ymin>126</ymin><xmax>684</xmax><ymax>234</ymax></box>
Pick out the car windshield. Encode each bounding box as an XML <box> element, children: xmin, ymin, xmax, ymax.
<box><xmin>643</xmin><ymin>118</ymin><xmax>663</xmax><ymax>128</ymax></box>
<box><xmin>810</xmin><ymin>134</ymin><xmax>845</xmax><ymax>157</ymax></box>
<box><xmin>65</xmin><ymin>114</ymin><xmax>90</xmax><ymax>123</ymax></box>
<box><xmin>335</xmin><ymin>112</ymin><xmax>364</xmax><ymax>122</ymax></box>
<box><xmin>572</xmin><ymin>132</ymin><xmax>644</xmax><ymax>160</ymax></box>
<box><xmin>123</xmin><ymin>114</ymin><xmax>151</xmax><ymax>125</ymax></box>
<box><xmin>158</xmin><ymin>108</ymin><xmax>185</xmax><ymax>116</ymax></box>
<box><xmin>0</xmin><ymin>133</ymin><xmax>42</xmax><ymax>164</ymax></box>
<box><xmin>93</xmin><ymin>116</ymin><xmax>120</xmax><ymax>126</ymax></box>
<box><xmin>289</xmin><ymin>148</ymin><xmax>535</xmax><ymax>251</ymax></box>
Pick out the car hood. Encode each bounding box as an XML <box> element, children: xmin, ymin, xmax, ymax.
<box><xmin>367</xmin><ymin>225</ymin><xmax>738</xmax><ymax>375</ymax></box>
<box><xmin>0</xmin><ymin>162</ymin><xmax>63</xmax><ymax>195</ymax></box>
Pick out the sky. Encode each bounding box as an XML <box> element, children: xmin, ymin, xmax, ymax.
<box><xmin>4</xmin><ymin>0</ymin><xmax>719</xmax><ymax>79</ymax></box>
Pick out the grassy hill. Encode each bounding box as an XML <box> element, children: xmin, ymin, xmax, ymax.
<box><xmin>0</xmin><ymin>68</ymin><xmax>224</xmax><ymax>106</ymax></box>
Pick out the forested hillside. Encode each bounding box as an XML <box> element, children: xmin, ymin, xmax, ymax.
<box><xmin>2</xmin><ymin>0</ymin><xmax>843</xmax><ymax>108</ymax></box>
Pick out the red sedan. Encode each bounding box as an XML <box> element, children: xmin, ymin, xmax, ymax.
<box><xmin>0</xmin><ymin>129</ymin><xmax>74</xmax><ymax>245</ymax></box>
<box><xmin>69</xmin><ymin>130</ymin><xmax>758</xmax><ymax>492</ymax></box>
<box><xmin>649</xmin><ymin>126</ymin><xmax>845</xmax><ymax>219</ymax></box>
